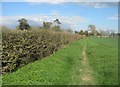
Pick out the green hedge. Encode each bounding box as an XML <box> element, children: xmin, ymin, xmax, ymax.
<box><xmin>2</xmin><ymin>29</ymin><xmax>82</xmax><ymax>73</ymax></box>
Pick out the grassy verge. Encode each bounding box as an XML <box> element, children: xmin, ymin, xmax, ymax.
<box><xmin>2</xmin><ymin>39</ymin><xmax>85</xmax><ymax>85</ymax></box>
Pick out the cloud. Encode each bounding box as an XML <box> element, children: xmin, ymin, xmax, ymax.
<box><xmin>107</xmin><ymin>14</ymin><xmax>118</xmax><ymax>20</ymax></box>
<box><xmin>2</xmin><ymin>0</ymin><xmax>119</xmax><ymax>2</ymax></box>
<box><xmin>27</xmin><ymin>0</ymin><xmax>66</xmax><ymax>4</ymax></box>
<box><xmin>2</xmin><ymin>0</ymin><xmax>119</xmax><ymax>8</ymax></box>
<box><xmin>1</xmin><ymin>13</ymin><xmax>89</xmax><ymax>31</ymax></box>
<box><xmin>80</xmin><ymin>2</ymin><xmax>118</xmax><ymax>8</ymax></box>
<box><xmin>27</xmin><ymin>1</ymin><xmax>119</xmax><ymax>7</ymax></box>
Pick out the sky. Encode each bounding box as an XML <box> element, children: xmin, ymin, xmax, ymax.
<box><xmin>1</xmin><ymin>1</ymin><xmax>118</xmax><ymax>32</ymax></box>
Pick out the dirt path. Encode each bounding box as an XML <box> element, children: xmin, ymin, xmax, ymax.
<box><xmin>79</xmin><ymin>45</ymin><xmax>96</xmax><ymax>85</ymax></box>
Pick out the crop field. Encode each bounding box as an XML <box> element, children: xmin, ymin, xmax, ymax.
<box><xmin>2</xmin><ymin>37</ymin><xmax>118</xmax><ymax>85</ymax></box>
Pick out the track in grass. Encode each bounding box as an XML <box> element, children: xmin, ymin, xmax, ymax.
<box><xmin>79</xmin><ymin>45</ymin><xmax>96</xmax><ymax>85</ymax></box>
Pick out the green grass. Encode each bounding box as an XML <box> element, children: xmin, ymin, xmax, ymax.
<box><xmin>2</xmin><ymin>37</ymin><xmax>118</xmax><ymax>85</ymax></box>
<box><xmin>86</xmin><ymin>37</ymin><xmax>118</xmax><ymax>85</ymax></box>
<box><xmin>2</xmin><ymin>39</ymin><xmax>85</xmax><ymax>85</ymax></box>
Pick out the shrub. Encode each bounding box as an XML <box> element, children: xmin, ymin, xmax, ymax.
<box><xmin>2</xmin><ymin>29</ymin><xmax>82</xmax><ymax>73</ymax></box>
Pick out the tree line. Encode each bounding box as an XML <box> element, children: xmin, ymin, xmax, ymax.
<box><xmin>17</xmin><ymin>18</ymin><xmax>119</xmax><ymax>37</ymax></box>
<box><xmin>18</xmin><ymin>18</ymin><xmax>64</xmax><ymax>31</ymax></box>
<box><xmin>75</xmin><ymin>25</ymin><xmax>120</xmax><ymax>37</ymax></box>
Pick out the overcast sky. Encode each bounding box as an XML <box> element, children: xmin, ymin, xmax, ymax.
<box><xmin>1</xmin><ymin>1</ymin><xmax>118</xmax><ymax>32</ymax></box>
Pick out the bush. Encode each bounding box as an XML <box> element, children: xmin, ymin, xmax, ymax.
<box><xmin>2</xmin><ymin>29</ymin><xmax>82</xmax><ymax>73</ymax></box>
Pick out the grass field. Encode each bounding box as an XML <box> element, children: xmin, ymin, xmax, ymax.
<box><xmin>86</xmin><ymin>37</ymin><xmax>118</xmax><ymax>85</ymax></box>
<box><xmin>2</xmin><ymin>37</ymin><xmax>118</xmax><ymax>85</ymax></box>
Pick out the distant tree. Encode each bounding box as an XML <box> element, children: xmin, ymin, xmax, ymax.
<box><xmin>43</xmin><ymin>22</ymin><xmax>52</xmax><ymax>29</ymax></box>
<box><xmin>75</xmin><ymin>31</ymin><xmax>79</xmax><ymax>34</ymax></box>
<box><xmin>54</xmin><ymin>19</ymin><xmax>61</xmax><ymax>26</ymax></box>
<box><xmin>51</xmin><ymin>19</ymin><xmax>62</xmax><ymax>32</ymax></box>
<box><xmin>79</xmin><ymin>30</ymin><xmax>84</xmax><ymax>35</ymax></box>
<box><xmin>88</xmin><ymin>25</ymin><xmax>96</xmax><ymax>35</ymax></box>
<box><xmin>85</xmin><ymin>30</ymin><xmax>88</xmax><ymax>36</ymax></box>
<box><xmin>99</xmin><ymin>29</ymin><xmax>110</xmax><ymax>37</ymax></box>
<box><xmin>18</xmin><ymin>18</ymin><xmax>31</xmax><ymax>30</ymax></box>
<box><xmin>96</xmin><ymin>32</ymin><xmax>102</xmax><ymax>36</ymax></box>
<box><xmin>105</xmin><ymin>29</ymin><xmax>111</xmax><ymax>36</ymax></box>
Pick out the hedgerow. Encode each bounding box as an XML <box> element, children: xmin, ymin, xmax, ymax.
<box><xmin>2</xmin><ymin>29</ymin><xmax>82</xmax><ymax>73</ymax></box>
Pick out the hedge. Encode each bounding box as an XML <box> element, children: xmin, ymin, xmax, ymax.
<box><xmin>2</xmin><ymin>29</ymin><xmax>82</xmax><ymax>73</ymax></box>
